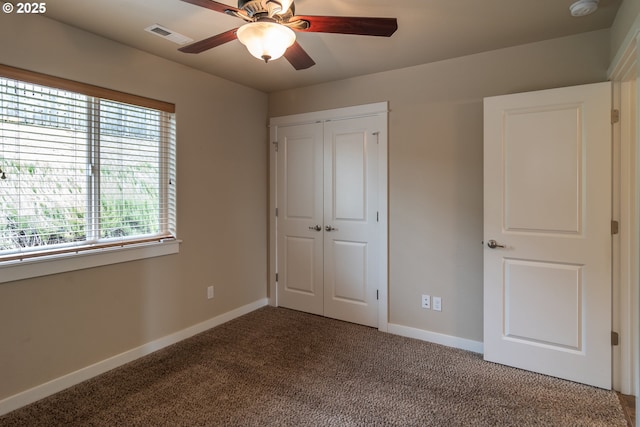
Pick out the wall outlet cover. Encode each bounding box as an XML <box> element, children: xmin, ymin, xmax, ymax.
<box><xmin>421</xmin><ymin>294</ymin><xmax>430</xmax><ymax>309</ymax></box>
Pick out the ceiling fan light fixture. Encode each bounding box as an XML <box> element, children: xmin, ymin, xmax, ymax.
<box><xmin>569</xmin><ymin>0</ymin><xmax>599</xmax><ymax>17</ymax></box>
<box><xmin>237</xmin><ymin>21</ymin><xmax>296</xmax><ymax>63</ymax></box>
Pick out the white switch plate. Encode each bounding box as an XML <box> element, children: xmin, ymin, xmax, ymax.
<box><xmin>207</xmin><ymin>286</ymin><xmax>214</xmax><ymax>299</ymax></box>
<box><xmin>433</xmin><ymin>296</ymin><xmax>442</xmax><ymax>311</ymax></box>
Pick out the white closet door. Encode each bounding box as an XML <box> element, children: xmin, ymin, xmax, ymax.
<box><xmin>275</xmin><ymin>114</ymin><xmax>381</xmax><ymax>328</ymax></box>
<box><xmin>276</xmin><ymin>122</ymin><xmax>324</xmax><ymax>315</ymax></box>
<box><xmin>323</xmin><ymin>117</ymin><xmax>379</xmax><ymax>327</ymax></box>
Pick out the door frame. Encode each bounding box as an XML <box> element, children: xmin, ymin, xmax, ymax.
<box><xmin>609</xmin><ymin>24</ymin><xmax>640</xmax><ymax>397</ymax></box>
<box><xmin>268</xmin><ymin>102</ymin><xmax>389</xmax><ymax>332</ymax></box>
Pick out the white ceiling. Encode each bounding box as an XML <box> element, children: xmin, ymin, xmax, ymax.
<box><xmin>43</xmin><ymin>0</ymin><xmax>622</xmax><ymax>93</ymax></box>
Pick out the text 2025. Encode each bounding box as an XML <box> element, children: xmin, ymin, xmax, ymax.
<box><xmin>16</xmin><ymin>2</ymin><xmax>46</xmax><ymax>13</ymax></box>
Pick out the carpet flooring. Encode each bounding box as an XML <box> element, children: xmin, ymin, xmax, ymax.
<box><xmin>0</xmin><ymin>306</ymin><xmax>628</xmax><ymax>426</ymax></box>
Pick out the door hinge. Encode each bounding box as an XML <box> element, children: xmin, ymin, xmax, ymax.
<box><xmin>612</xmin><ymin>331</ymin><xmax>619</xmax><ymax>346</ymax></box>
<box><xmin>275</xmin><ymin>273</ymin><xmax>279</xmax><ymax>282</ymax></box>
<box><xmin>275</xmin><ymin>207</ymin><xmax>278</xmax><ymax>217</ymax></box>
<box><xmin>377</xmin><ymin>211</ymin><xmax>379</xmax><ymax>222</ymax></box>
<box><xmin>611</xmin><ymin>109</ymin><xmax>620</xmax><ymax>124</ymax></box>
<box><xmin>272</xmin><ymin>141</ymin><xmax>279</xmax><ymax>152</ymax></box>
<box><xmin>376</xmin><ymin>289</ymin><xmax>379</xmax><ymax>300</ymax></box>
<box><xmin>611</xmin><ymin>220</ymin><xmax>619</xmax><ymax>235</ymax></box>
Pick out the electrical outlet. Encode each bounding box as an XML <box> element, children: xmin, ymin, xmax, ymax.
<box><xmin>421</xmin><ymin>294</ymin><xmax>430</xmax><ymax>309</ymax></box>
<box><xmin>207</xmin><ymin>286</ymin><xmax>214</xmax><ymax>299</ymax></box>
<box><xmin>433</xmin><ymin>296</ymin><xmax>442</xmax><ymax>311</ymax></box>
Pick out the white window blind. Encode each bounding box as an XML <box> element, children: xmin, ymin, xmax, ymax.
<box><xmin>0</xmin><ymin>66</ymin><xmax>176</xmax><ymax>262</ymax></box>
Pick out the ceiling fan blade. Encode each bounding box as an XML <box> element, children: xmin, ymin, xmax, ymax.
<box><xmin>284</xmin><ymin>41</ymin><xmax>316</xmax><ymax>70</ymax></box>
<box><xmin>291</xmin><ymin>16</ymin><xmax>398</xmax><ymax>37</ymax></box>
<box><xmin>180</xmin><ymin>0</ymin><xmax>241</xmax><ymax>14</ymax></box>
<box><xmin>178</xmin><ymin>28</ymin><xmax>238</xmax><ymax>53</ymax></box>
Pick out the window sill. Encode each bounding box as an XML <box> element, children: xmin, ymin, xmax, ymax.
<box><xmin>0</xmin><ymin>239</ymin><xmax>181</xmax><ymax>284</ymax></box>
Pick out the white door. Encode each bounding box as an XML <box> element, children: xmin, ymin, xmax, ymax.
<box><xmin>483</xmin><ymin>82</ymin><xmax>612</xmax><ymax>389</ymax></box>
<box><xmin>323</xmin><ymin>117</ymin><xmax>379</xmax><ymax>327</ymax></box>
<box><xmin>276</xmin><ymin>122</ymin><xmax>324</xmax><ymax>315</ymax></box>
<box><xmin>275</xmin><ymin>116</ymin><xmax>380</xmax><ymax>327</ymax></box>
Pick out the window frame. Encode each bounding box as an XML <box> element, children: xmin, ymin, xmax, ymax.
<box><xmin>0</xmin><ymin>64</ymin><xmax>179</xmax><ymax>283</ymax></box>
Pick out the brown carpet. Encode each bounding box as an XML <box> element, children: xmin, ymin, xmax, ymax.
<box><xmin>0</xmin><ymin>306</ymin><xmax>627</xmax><ymax>426</ymax></box>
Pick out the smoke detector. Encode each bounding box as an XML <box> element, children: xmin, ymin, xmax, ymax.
<box><xmin>569</xmin><ymin>0</ymin><xmax>599</xmax><ymax>17</ymax></box>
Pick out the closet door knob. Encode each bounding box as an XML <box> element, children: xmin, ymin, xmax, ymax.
<box><xmin>487</xmin><ymin>239</ymin><xmax>505</xmax><ymax>249</ymax></box>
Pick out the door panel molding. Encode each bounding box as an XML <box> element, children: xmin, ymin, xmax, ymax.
<box><xmin>503</xmin><ymin>104</ymin><xmax>584</xmax><ymax>235</ymax></box>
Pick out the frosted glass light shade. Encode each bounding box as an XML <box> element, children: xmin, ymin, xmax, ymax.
<box><xmin>236</xmin><ymin>22</ymin><xmax>296</xmax><ymax>62</ymax></box>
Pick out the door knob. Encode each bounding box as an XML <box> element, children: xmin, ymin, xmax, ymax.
<box><xmin>308</xmin><ymin>225</ymin><xmax>322</xmax><ymax>232</ymax></box>
<box><xmin>325</xmin><ymin>225</ymin><xmax>338</xmax><ymax>232</ymax></box>
<box><xmin>487</xmin><ymin>239</ymin><xmax>505</xmax><ymax>249</ymax></box>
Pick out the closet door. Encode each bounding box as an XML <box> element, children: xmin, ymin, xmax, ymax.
<box><xmin>323</xmin><ymin>117</ymin><xmax>379</xmax><ymax>327</ymax></box>
<box><xmin>276</xmin><ymin>122</ymin><xmax>324</xmax><ymax>315</ymax></box>
<box><xmin>272</xmin><ymin>103</ymin><xmax>386</xmax><ymax>329</ymax></box>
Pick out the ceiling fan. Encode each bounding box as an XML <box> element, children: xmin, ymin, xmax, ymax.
<box><xmin>178</xmin><ymin>0</ymin><xmax>398</xmax><ymax>70</ymax></box>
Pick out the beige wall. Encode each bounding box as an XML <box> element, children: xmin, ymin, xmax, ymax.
<box><xmin>0</xmin><ymin>16</ymin><xmax>268</xmax><ymax>399</ymax></box>
<box><xmin>611</xmin><ymin>0</ymin><xmax>640</xmax><ymax>61</ymax></box>
<box><xmin>269</xmin><ymin>29</ymin><xmax>611</xmax><ymax>342</ymax></box>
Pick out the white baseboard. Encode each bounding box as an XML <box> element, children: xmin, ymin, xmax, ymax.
<box><xmin>0</xmin><ymin>298</ymin><xmax>269</xmax><ymax>416</ymax></box>
<box><xmin>388</xmin><ymin>323</ymin><xmax>484</xmax><ymax>354</ymax></box>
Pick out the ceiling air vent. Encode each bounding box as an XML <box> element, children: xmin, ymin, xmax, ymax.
<box><xmin>145</xmin><ymin>24</ymin><xmax>193</xmax><ymax>45</ymax></box>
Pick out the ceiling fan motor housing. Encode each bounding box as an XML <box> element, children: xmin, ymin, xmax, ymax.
<box><xmin>238</xmin><ymin>0</ymin><xmax>294</xmax><ymax>18</ymax></box>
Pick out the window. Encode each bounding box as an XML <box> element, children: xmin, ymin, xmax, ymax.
<box><xmin>0</xmin><ymin>65</ymin><xmax>177</xmax><ymax>280</ymax></box>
